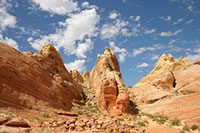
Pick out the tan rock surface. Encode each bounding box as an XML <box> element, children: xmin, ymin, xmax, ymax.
<box><xmin>135</xmin><ymin>54</ymin><xmax>190</xmax><ymax>87</ymax></box>
<box><xmin>0</xmin><ymin>42</ymin><xmax>83</xmax><ymax>110</ymax></box>
<box><xmin>139</xmin><ymin>93</ymin><xmax>200</xmax><ymax>125</ymax></box>
<box><xmin>174</xmin><ymin>64</ymin><xmax>200</xmax><ymax>93</ymax></box>
<box><xmin>82</xmin><ymin>70</ymin><xmax>90</xmax><ymax>88</ymax></box>
<box><xmin>70</xmin><ymin>70</ymin><xmax>84</xmax><ymax>85</ymax></box>
<box><xmin>90</xmin><ymin>47</ymin><xmax>129</xmax><ymax>115</ymax></box>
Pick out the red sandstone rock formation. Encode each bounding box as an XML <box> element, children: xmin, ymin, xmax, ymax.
<box><xmin>90</xmin><ymin>47</ymin><xmax>129</xmax><ymax>115</ymax></box>
<box><xmin>70</xmin><ymin>70</ymin><xmax>84</xmax><ymax>85</ymax></box>
<box><xmin>0</xmin><ymin>42</ymin><xmax>83</xmax><ymax>110</ymax></box>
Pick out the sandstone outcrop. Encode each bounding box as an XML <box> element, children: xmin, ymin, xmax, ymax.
<box><xmin>70</xmin><ymin>70</ymin><xmax>84</xmax><ymax>85</ymax></box>
<box><xmin>90</xmin><ymin>47</ymin><xmax>129</xmax><ymax>115</ymax></box>
<box><xmin>131</xmin><ymin>53</ymin><xmax>200</xmax><ymax>125</ymax></box>
<box><xmin>135</xmin><ymin>54</ymin><xmax>191</xmax><ymax>87</ymax></box>
<box><xmin>82</xmin><ymin>70</ymin><xmax>90</xmax><ymax>88</ymax></box>
<box><xmin>0</xmin><ymin>42</ymin><xmax>83</xmax><ymax>110</ymax></box>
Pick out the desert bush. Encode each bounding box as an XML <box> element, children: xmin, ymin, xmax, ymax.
<box><xmin>171</xmin><ymin>118</ymin><xmax>181</xmax><ymax>126</ymax></box>
<box><xmin>191</xmin><ymin>124</ymin><xmax>198</xmax><ymax>130</ymax></box>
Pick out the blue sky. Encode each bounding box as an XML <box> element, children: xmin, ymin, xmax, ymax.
<box><xmin>0</xmin><ymin>0</ymin><xmax>200</xmax><ymax>86</ymax></box>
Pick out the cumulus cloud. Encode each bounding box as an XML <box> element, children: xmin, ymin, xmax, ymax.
<box><xmin>132</xmin><ymin>46</ymin><xmax>155</xmax><ymax>57</ymax></box>
<box><xmin>136</xmin><ymin>62</ymin><xmax>149</xmax><ymax>68</ymax></box>
<box><xmin>31</xmin><ymin>0</ymin><xmax>78</xmax><ymax>15</ymax></box>
<box><xmin>28</xmin><ymin>8</ymin><xmax>100</xmax><ymax>58</ymax></box>
<box><xmin>109</xmin><ymin>41</ymin><xmax>128</xmax><ymax>63</ymax></box>
<box><xmin>0</xmin><ymin>34</ymin><xmax>18</xmax><ymax>50</ymax></box>
<box><xmin>168</xmin><ymin>39</ymin><xmax>176</xmax><ymax>45</ymax></box>
<box><xmin>144</xmin><ymin>29</ymin><xmax>155</xmax><ymax>34</ymax></box>
<box><xmin>0</xmin><ymin>0</ymin><xmax>17</xmax><ymax>31</ymax></box>
<box><xmin>75</xmin><ymin>39</ymin><xmax>93</xmax><ymax>58</ymax></box>
<box><xmin>65</xmin><ymin>59</ymin><xmax>86</xmax><ymax>72</ymax></box>
<box><xmin>109</xmin><ymin>11</ymin><xmax>119</xmax><ymax>19</ymax></box>
<box><xmin>100</xmin><ymin>19</ymin><xmax>128</xmax><ymax>39</ymax></box>
<box><xmin>160</xmin><ymin>29</ymin><xmax>182</xmax><ymax>37</ymax></box>
<box><xmin>172</xmin><ymin>18</ymin><xmax>184</xmax><ymax>25</ymax></box>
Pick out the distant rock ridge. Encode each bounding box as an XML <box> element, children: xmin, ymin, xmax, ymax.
<box><xmin>89</xmin><ymin>47</ymin><xmax>129</xmax><ymax>115</ymax></box>
<box><xmin>135</xmin><ymin>53</ymin><xmax>191</xmax><ymax>87</ymax></box>
<box><xmin>0</xmin><ymin>42</ymin><xmax>83</xmax><ymax>111</ymax></box>
<box><xmin>131</xmin><ymin>53</ymin><xmax>200</xmax><ymax>125</ymax></box>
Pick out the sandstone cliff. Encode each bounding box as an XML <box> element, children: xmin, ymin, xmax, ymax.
<box><xmin>0</xmin><ymin>42</ymin><xmax>83</xmax><ymax>110</ymax></box>
<box><xmin>89</xmin><ymin>47</ymin><xmax>129</xmax><ymax>115</ymax></box>
<box><xmin>70</xmin><ymin>70</ymin><xmax>84</xmax><ymax>85</ymax></box>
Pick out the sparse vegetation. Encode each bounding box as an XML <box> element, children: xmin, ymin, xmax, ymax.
<box><xmin>191</xmin><ymin>124</ymin><xmax>199</xmax><ymax>130</ymax></box>
<box><xmin>42</xmin><ymin>112</ymin><xmax>50</xmax><ymax>118</ymax></box>
<box><xmin>137</xmin><ymin>121</ymin><xmax>145</xmax><ymax>127</ymax></box>
<box><xmin>183</xmin><ymin>125</ymin><xmax>190</xmax><ymax>131</ymax></box>
<box><xmin>117</xmin><ymin>117</ymin><xmax>125</xmax><ymax>121</ymax></box>
<box><xmin>183</xmin><ymin>91</ymin><xmax>195</xmax><ymax>95</ymax></box>
<box><xmin>152</xmin><ymin>113</ymin><xmax>168</xmax><ymax>125</ymax></box>
<box><xmin>171</xmin><ymin>118</ymin><xmax>181</xmax><ymax>126</ymax></box>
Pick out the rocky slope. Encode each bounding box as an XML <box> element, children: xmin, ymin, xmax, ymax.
<box><xmin>131</xmin><ymin>53</ymin><xmax>200</xmax><ymax>126</ymax></box>
<box><xmin>0</xmin><ymin>42</ymin><xmax>83</xmax><ymax>110</ymax></box>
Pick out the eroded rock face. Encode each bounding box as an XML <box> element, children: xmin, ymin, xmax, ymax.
<box><xmin>82</xmin><ymin>70</ymin><xmax>90</xmax><ymax>88</ymax></box>
<box><xmin>90</xmin><ymin>47</ymin><xmax>129</xmax><ymax>115</ymax></box>
<box><xmin>70</xmin><ymin>70</ymin><xmax>84</xmax><ymax>85</ymax></box>
<box><xmin>0</xmin><ymin>42</ymin><xmax>83</xmax><ymax>110</ymax></box>
<box><xmin>131</xmin><ymin>53</ymin><xmax>200</xmax><ymax>125</ymax></box>
<box><xmin>135</xmin><ymin>54</ymin><xmax>191</xmax><ymax>87</ymax></box>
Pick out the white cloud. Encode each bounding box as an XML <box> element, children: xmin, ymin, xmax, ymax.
<box><xmin>187</xmin><ymin>5</ymin><xmax>193</xmax><ymax>11</ymax></box>
<box><xmin>0</xmin><ymin>0</ymin><xmax>17</xmax><ymax>31</ymax></box>
<box><xmin>109</xmin><ymin>11</ymin><xmax>119</xmax><ymax>19</ymax></box>
<box><xmin>160</xmin><ymin>16</ymin><xmax>171</xmax><ymax>21</ymax></box>
<box><xmin>186</xmin><ymin>19</ymin><xmax>193</xmax><ymax>24</ymax></box>
<box><xmin>151</xmin><ymin>55</ymin><xmax>159</xmax><ymax>61</ymax></box>
<box><xmin>130</xmin><ymin>16</ymin><xmax>141</xmax><ymax>21</ymax></box>
<box><xmin>186</xmin><ymin>54</ymin><xmax>200</xmax><ymax>62</ymax></box>
<box><xmin>0</xmin><ymin>34</ymin><xmax>18</xmax><ymax>50</ymax></box>
<box><xmin>75</xmin><ymin>39</ymin><xmax>93</xmax><ymax>58</ymax></box>
<box><xmin>173</xmin><ymin>18</ymin><xmax>184</xmax><ymax>25</ymax></box>
<box><xmin>160</xmin><ymin>29</ymin><xmax>182</xmax><ymax>37</ymax></box>
<box><xmin>65</xmin><ymin>59</ymin><xmax>86</xmax><ymax>72</ymax></box>
<box><xmin>109</xmin><ymin>41</ymin><xmax>128</xmax><ymax>63</ymax></box>
<box><xmin>29</xmin><ymin>8</ymin><xmax>100</xmax><ymax>58</ymax></box>
<box><xmin>137</xmin><ymin>62</ymin><xmax>149</xmax><ymax>68</ymax></box>
<box><xmin>100</xmin><ymin>19</ymin><xmax>128</xmax><ymax>39</ymax></box>
<box><xmin>31</xmin><ymin>0</ymin><xmax>78</xmax><ymax>15</ymax></box>
<box><xmin>81</xmin><ymin>1</ymin><xmax>89</xmax><ymax>8</ymax></box>
<box><xmin>132</xmin><ymin>46</ymin><xmax>155</xmax><ymax>57</ymax></box>
<box><xmin>122</xmin><ymin>0</ymin><xmax>126</xmax><ymax>3</ymax></box>
<box><xmin>144</xmin><ymin>29</ymin><xmax>155</xmax><ymax>34</ymax></box>
<box><xmin>168</xmin><ymin>39</ymin><xmax>176</xmax><ymax>45</ymax></box>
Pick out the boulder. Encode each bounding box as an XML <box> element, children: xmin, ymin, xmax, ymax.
<box><xmin>5</xmin><ymin>117</ymin><xmax>30</xmax><ymax>127</ymax></box>
<box><xmin>90</xmin><ymin>47</ymin><xmax>129</xmax><ymax>115</ymax></box>
<box><xmin>0</xmin><ymin>42</ymin><xmax>83</xmax><ymax>111</ymax></box>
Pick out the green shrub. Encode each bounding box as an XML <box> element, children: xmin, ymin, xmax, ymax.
<box><xmin>42</xmin><ymin>112</ymin><xmax>49</xmax><ymax>118</ymax></box>
<box><xmin>137</xmin><ymin>121</ymin><xmax>145</xmax><ymax>127</ymax></box>
<box><xmin>171</xmin><ymin>118</ymin><xmax>181</xmax><ymax>126</ymax></box>
<box><xmin>183</xmin><ymin>125</ymin><xmax>190</xmax><ymax>131</ymax></box>
<box><xmin>191</xmin><ymin>124</ymin><xmax>198</xmax><ymax>130</ymax></box>
<box><xmin>117</xmin><ymin>117</ymin><xmax>124</xmax><ymax>121</ymax></box>
<box><xmin>183</xmin><ymin>91</ymin><xmax>195</xmax><ymax>95</ymax></box>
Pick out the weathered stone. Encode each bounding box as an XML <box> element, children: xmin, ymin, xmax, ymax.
<box><xmin>90</xmin><ymin>47</ymin><xmax>129</xmax><ymax>115</ymax></box>
<box><xmin>82</xmin><ymin>70</ymin><xmax>90</xmax><ymax>88</ymax></box>
<box><xmin>70</xmin><ymin>70</ymin><xmax>84</xmax><ymax>85</ymax></box>
<box><xmin>55</xmin><ymin>111</ymin><xmax>78</xmax><ymax>117</ymax></box>
<box><xmin>5</xmin><ymin>117</ymin><xmax>30</xmax><ymax>127</ymax></box>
